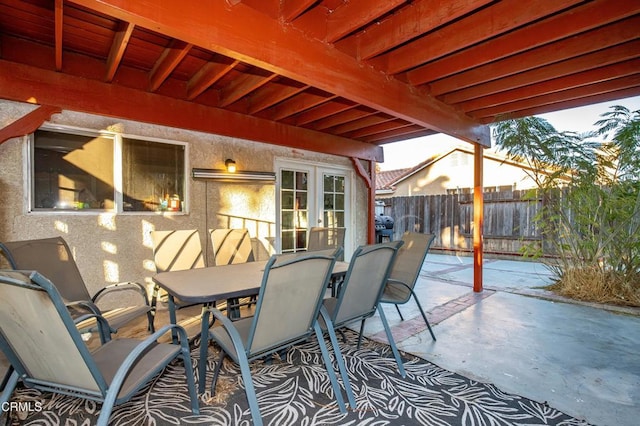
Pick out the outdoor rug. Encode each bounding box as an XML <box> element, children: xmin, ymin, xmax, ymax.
<box><xmin>4</xmin><ymin>329</ymin><xmax>589</xmax><ymax>425</ymax></box>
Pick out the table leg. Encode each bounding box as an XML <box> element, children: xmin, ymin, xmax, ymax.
<box><xmin>168</xmin><ymin>295</ymin><xmax>178</xmax><ymax>344</ymax></box>
<box><xmin>198</xmin><ymin>306</ymin><xmax>211</xmax><ymax>394</ymax></box>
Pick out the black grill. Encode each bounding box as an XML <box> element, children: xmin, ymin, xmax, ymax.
<box><xmin>375</xmin><ymin>214</ymin><xmax>394</xmax><ymax>242</ymax></box>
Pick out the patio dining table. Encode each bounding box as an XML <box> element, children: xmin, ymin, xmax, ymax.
<box><xmin>152</xmin><ymin>258</ymin><xmax>348</xmax><ymax>393</ymax></box>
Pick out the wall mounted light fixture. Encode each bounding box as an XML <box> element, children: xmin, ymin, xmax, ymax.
<box><xmin>192</xmin><ymin>167</ymin><xmax>276</xmax><ymax>183</ymax></box>
<box><xmin>225</xmin><ymin>159</ymin><xmax>237</xmax><ymax>173</ymax></box>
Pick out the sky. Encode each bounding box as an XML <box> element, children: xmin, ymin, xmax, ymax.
<box><xmin>379</xmin><ymin>95</ymin><xmax>640</xmax><ymax>171</ymax></box>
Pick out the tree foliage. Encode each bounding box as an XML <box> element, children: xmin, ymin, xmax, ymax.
<box><xmin>492</xmin><ymin>106</ymin><xmax>640</xmax><ymax>306</ymax></box>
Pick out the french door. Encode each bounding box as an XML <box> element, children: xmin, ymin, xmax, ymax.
<box><xmin>276</xmin><ymin>159</ymin><xmax>352</xmax><ymax>258</ymax></box>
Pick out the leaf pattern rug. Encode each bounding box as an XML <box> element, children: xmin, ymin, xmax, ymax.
<box><xmin>5</xmin><ymin>330</ymin><xmax>589</xmax><ymax>425</ymax></box>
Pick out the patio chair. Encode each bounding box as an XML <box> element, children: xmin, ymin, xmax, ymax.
<box><xmin>0</xmin><ymin>270</ymin><xmax>199</xmax><ymax>426</ymax></box>
<box><xmin>150</xmin><ymin>229</ymin><xmax>206</xmax><ymax>323</ymax></box>
<box><xmin>381</xmin><ymin>232</ymin><xmax>437</xmax><ymax>341</ymax></box>
<box><xmin>209</xmin><ymin>228</ymin><xmax>255</xmax><ymax>265</ymax></box>
<box><xmin>0</xmin><ymin>237</ymin><xmax>154</xmax><ymax>333</ymax></box>
<box><xmin>204</xmin><ymin>249</ymin><xmax>355</xmax><ymax>426</ymax></box>
<box><xmin>307</xmin><ymin>226</ymin><xmax>346</xmax><ymax>294</ymax></box>
<box><xmin>209</xmin><ymin>228</ymin><xmax>256</xmax><ymax>318</ymax></box>
<box><xmin>307</xmin><ymin>226</ymin><xmax>346</xmax><ymax>252</ymax></box>
<box><xmin>319</xmin><ymin>240</ymin><xmax>407</xmax><ymax>376</ymax></box>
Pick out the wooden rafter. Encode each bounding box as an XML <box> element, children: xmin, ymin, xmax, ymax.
<box><xmin>371</xmin><ymin>0</ymin><xmax>583</xmax><ymax>75</ymax></box>
<box><xmin>54</xmin><ymin>0</ymin><xmax>63</xmax><ymax>71</ymax></box>
<box><xmin>69</xmin><ymin>0</ymin><xmax>490</xmax><ymax>146</ymax></box>
<box><xmin>105</xmin><ymin>21</ymin><xmax>134</xmax><ymax>82</ymax></box>
<box><xmin>187</xmin><ymin>59</ymin><xmax>239</xmax><ymax>101</ymax></box>
<box><xmin>247</xmin><ymin>81</ymin><xmax>309</xmax><ymax>114</ymax></box>
<box><xmin>434</xmin><ymin>21</ymin><xmax>640</xmax><ymax>100</ymax></box>
<box><xmin>149</xmin><ymin>40</ymin><xmax>193</xmax><ymax>92</ymax></box>
<box><xmin>336</xmin><ymin>0</ymin><xmax>493</xmax><ymax>60</ymax></box>
<box><xmin>0</xmin><ymin>60</ymin><xmax>382</xmax><ymax>162</ymax></box>
<box><xmin>406</xmin><ymin>0</ymin><xmax>640</xmax><ymax>85</ymax></box>
<box><xmin>0</xmin><ymin>104</ymin><xmax>61</xmax><ymax>144</ymax></box>
<box><xmin>218</xmin><ymin>72</ymin><xmax>277</xmax><ymax>108</ymax></box>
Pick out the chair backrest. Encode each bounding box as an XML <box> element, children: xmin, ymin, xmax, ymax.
<box><xmin>0</xmin><ymin>270</ymin><xmax>105</xmax><ymax>394</ymax></box>
<box><xmin>246</xmin><ymin>249</ymin><xmax>339</xmax><ymax>356</ymax></box>
<box><xmin>331</xmin><ymin>241</ymin><xmax>403</xmax><ymax>327</ymax></box>
<box><xmin>151</xmin><ymin>230</ymin><xmax>205</xmax><ymax>272</ymax></box>
<box><xmin>388</xmin><ymin>232</ymin><xmax>435</xmax><ymax>301</ymax></box>
<box><xmin>209</xmin><ymin>228</ymin><xmax>254</xmax><ymax>265</ymax></box>
<box><xmin>307</xmin><ymin>227</ymin><xmax>346</xmax><ymax>252</ymax></box>
<box><xmin>0</xmin><ymin>237</ymin><xmax>91</xmax><ymax>302</ymax></box>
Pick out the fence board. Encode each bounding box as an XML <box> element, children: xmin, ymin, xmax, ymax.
<box><xmin>381</xmin><ymin>190</ymin><xmax>545</xmax><ymax>257</ymax></box>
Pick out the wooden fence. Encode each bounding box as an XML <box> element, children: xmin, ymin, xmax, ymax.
<box><xmin>380</xmin><ymin>190</ymin><xmax>545</xmax><ymax>257</ymax></box>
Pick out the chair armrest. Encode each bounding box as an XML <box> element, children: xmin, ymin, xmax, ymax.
<box><xmin>105</xmin><ymin>323</ymin><xmax>198</xmax><ymax>413</ymax></box>
<box><xmin>208</xmin><ymin>307</ymin><xmax>248</xmax><ymax>357</ymax></box>
<box><xmin>386</xmin><ymin>278</ymin><xmax>410</xmax><ymax>289</ymax></box>
<box><xmin>65</xmin><ymin>299</ymin><xmax>102</xmax><ymax>315</ymax></box>
<box><xmin>92</xmin><ymin>281</ymin><xmax>151</xmax><ymax>307</ymax></box>
<box><xmin>74</xmin><ymin>313</ymin><xmax>112</xmax><ymax>344</ymax></box>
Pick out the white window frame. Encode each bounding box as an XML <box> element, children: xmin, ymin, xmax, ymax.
<box><xmin>26</xmin><ymin>124</ymin><xmax>189</xmax><ymax>215</ymax></box>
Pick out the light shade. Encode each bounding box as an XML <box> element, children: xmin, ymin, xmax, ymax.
<box><xmin>225</xmin><ymin>159</ymin><xmax>237</xmax><ymax>173</ymax></box>
<box><xmin>192</xmin><ymin>168</ymin><xmax>276</xmax><ymax>182</ymax></box>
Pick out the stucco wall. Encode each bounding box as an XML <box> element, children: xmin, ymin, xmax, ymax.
<box><xmin>0</xmin><ymin>100</ymin><xmax>368</xmax><ymax>306</ymax></box>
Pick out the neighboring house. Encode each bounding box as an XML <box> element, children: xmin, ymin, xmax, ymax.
<box><xmin>376</xmin><ymin>145</ymin><xmax>547</xmax><ymax>199</ymax></box>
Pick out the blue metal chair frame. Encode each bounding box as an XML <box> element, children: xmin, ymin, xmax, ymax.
<box><xmin>321</xmin><ymin>241</ymin><xmax>407</xmax><ymax>377</ymax></box>
<box><xmin>202</xmin><ymin>249</ymin><xmax>355</xmax><ymax>426</ymax></box>
<box><xmin>0</xmin><ymin>270</ymin><xmax>199</xmax><ymax>426</ymax></box>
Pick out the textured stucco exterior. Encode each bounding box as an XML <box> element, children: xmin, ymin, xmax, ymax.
<box><xmin>377</xmin><ymin>148</ymin><xmax>542</xmax><ymax>198</ymax></box>
<box><xmin>0</xmin><ymin>100</ymin><xmax>369</xmax><ymax>307</ymax></box>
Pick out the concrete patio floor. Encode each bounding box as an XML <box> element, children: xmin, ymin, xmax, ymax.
<box><xmin>359</xmin><ymin>253</ymin><xmax>640</xmax><ymax>426</ymax></box>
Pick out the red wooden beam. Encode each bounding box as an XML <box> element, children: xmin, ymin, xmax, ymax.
<box><xmin>290</xmin><ymin>99</ymin><xmax>357</xmax><ymax>126</ymax></box>
<box><xmin>485</xmin><ymin>87</ymin><xmax>640</xmax><ymax>123</ymax></box>
<box><xmin>346</xmin><ymin>119</ymin><xmax>412</xmax><ymax>139</ymax></box>
<box><xmin>281</xmin><ymin>0</ymin><xmax>318</xmax><ymax>22</ymax></box>
<box><xmin>0</xmin><ymin>60</ymin><xmax>383</xmax><ymax>162</ymax></box>
<box><xmin>336</xmin><ymin>0</ymin><xmax>492</xmax><ymax>61</ymax></box>
<box><xmin>149</xmin><ymin>40</ymin><xmax>193</xmax><ymax>92</ymax></box>
<box><xmin>105</xmin><ymin>21</ymin><xmax>134</xmax><ymax>82</ymax></box>
<box><xmin>266</xmin><ymin>92</ymin><xmax>336</xmax><ymax>121</ymax></box>
<box><xmin>187</xmin><ymin>59</ymin><xmax>239</xmax><ymax>100</ymax></box>
<box><xmin>434</xmin><ymin>19</ymin><xmax>640</xmax><ymax>99</ymax></box>
<box><xmin>331</xmin><ymin>114</ymin><xmax>395</xmax><ymax>135</ymax></box>
<box><xmin>70</xmin><ymin>0</ymin><xmax>490</xmax><ymax>146</ymax></box>
<box><xmin>370</xmin><ymin>0</ymin><xmax>582</xmax><ymax>75</ymax></box>
<box><xmin>471</xmin><ymin>75</ymin><xmax>640</xmax><ymax>120</ymax></box>
<box><xmin>0</xmin><ymin>104</ymin><xmax>61</xmax><ymax>144</ymax></box>
<box><xmin>247</xmin><ymin>81</ymin><xmax>309</xmax><ymax>114</ymax></box>
<box><xmin>54</xmin><ymin>0</ymin><xmax>63</xmax><ymax>71</ymax></box>
<box><xmin>350</xmin><ymin>157</ymin><xmax>376</xmax><ymax>244</ymax></box>
<box><xmin>406</xmin><ymin>0</ymin><xmax>640</xmax><ymax>85</ymax></box>
<box><xmin>324</xmin><ymin>0</ymin><xmax>407</xmax><ymax>43</ymax></box>
<box><xmin>440</xmin><ymin>40</ymin><xmax>640</xmax><ymax>104</ymax></box>
<box><xmin>462</xmin><ymin>59</ymin><xmax>640</xmax><ymax>115</ymax></box>
<box><xmin>473</xmin><ymin>144</ymin><xmax>484</xmax><ymax>293</ymax></box>
<box><xmin>312</xmin><ymin>107</ymin><xmax>376</xmax><ymax>131</ymax></box>
<box><xmin>218</xmin><ymin>72</ymin><xmax>277</xmax><ymax>107</ymax></box>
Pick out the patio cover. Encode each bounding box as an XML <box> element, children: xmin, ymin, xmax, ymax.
<box><xmin>0</xmin><ymin>0</ymin><xmax>638</xmax><ymax>291</ymax></box>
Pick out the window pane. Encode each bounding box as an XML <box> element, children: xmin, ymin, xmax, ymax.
<box><xmin>33</xmin><ymin>130</ymin><xmax>114</xmax><ymax>210</ymax></box>
<box><xmin>281</xmin><ymin>231</ymin><xmax>294</xmax><ymax>252</ymax></box>
<box><xmin>281</xmin><ymin>170</ymin><xmax>294</xmax><ymax>189</ymax></box>
<box><xmin>122</xmin><ymin>138</ymin><xmax>185</xmax><ymax>212</ymax></box>
<box><xmin>335</xmin><ymin>194</ymin><xmax>344</xmax><ymax>210</ymax></box>
<box><xmin>324</xmin><ymin>174</ymin><xmax>334</xmax><ymax>192</ymax></box>
<box><xmin>282</xmin><ymin>190</ymin><xmax>294</xmax><ymax>209</ymax></box>
<box><xmin>295</xmin><ymin>171</ymin><xmax>307</xmax><ymax>190</ymax></box>
<box><xmin>324</xmin><ymin>194</ymin><xmax>334</xmax><ymax>209</ymax></box>
<box><xmin>282</xmin><ymin>211</ymin><xmax>294</xmax><ymax>229</ymax></box>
